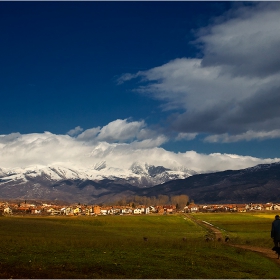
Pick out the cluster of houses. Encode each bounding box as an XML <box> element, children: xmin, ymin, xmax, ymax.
<box><xmin>1</xmin><ymin>201</ymin><xmax>280</xmax><ymax>216</ymax></box>
<box><xmin>186</xmin><ymin>202</ymin><xmax>280</xmax><ymax>213</ymax></box>
<box><xmin>0</xmin><ymin>202</ymin><xmax>173</xmax><ymax>216</ymax></box>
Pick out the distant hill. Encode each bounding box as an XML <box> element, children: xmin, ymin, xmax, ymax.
<box><xmin>136</xmin><ymin>162</ymin><xmax>280</xmax><ymax>204</ymax></box>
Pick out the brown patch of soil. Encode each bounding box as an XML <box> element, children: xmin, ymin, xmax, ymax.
<box><xmin>231</xmin><ymin>244</ymin><xmax>280</xmax><ymax>263</ymax></box>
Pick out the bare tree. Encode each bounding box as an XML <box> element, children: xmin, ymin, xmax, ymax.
<box><xmin>171</xmin><ymin>195</ymin><xmax>189</xmax><ymax>210</ymax></box>
<box><xmin>158</xmin><ymin>194</ymin><xmax>169</xmax><ymax>205</ymax></box>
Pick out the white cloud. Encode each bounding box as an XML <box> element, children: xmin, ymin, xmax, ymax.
<box><xmin>176</xmin><ymin>151</ymin><xmax>277</xmax><ymax>173</ymax></box>
<box><xmin>75</xmin><ymin>119</ymin><xmax>168</xmax><ymax>148</ymax></box>
<box><xmin>67</xmin><ymin>126</ymin><xmax>84</xmax><ymax>137</ymax></box>
<box><xmin>130</xmin><ymin>135</ymin><xmax>168</xmax><ymax>149</ymax></box>
<box><xmin>176</xmin><ymin>132</ymin><xmax>198</xmax><ymax>141</ymax></box>
<box><xmin>77</xmin><ymin>127</ymin><xmax>101</xmax><ymax>141</ymax></box>
<box><xmin>130</xmin><ymin>58</ymin><xmax>257</xmax><ymax>111</ymax></box>
<box><xmin>96</xmin><ymin>119</ymin><xmax>145</xmax><ymax>142</ymax></box>
<box><xmin>116</xmin><ymin>73</ymin><xmax>139</xmax><ymax>85</ymax></box>
<box><xmin>0</xmin><ymin>132</ymin><xmax>90</xmax><ymax>168</ymax></box>
<box><xmin>0</xmin><ymin>132</ymin><xmax>21</xmax><ymax>143</ymax></box>
<box><xmin>204</xmin><ymin>129</ymin><xmax>280</xmax><ymax>143</ymax></box>
<box><xmin>198</xmin><ymin>2</ymin><xmax>280</xmax><ymax>78</ymax></box>
<box><xmin>119</xmin><ymin>3</ymin><xmax>280</xmax><ymax>141</ymax></box>
<box><xmin>0</xmin><ymin>128</ymin><xmax>279</xmax><ymax>173</ymax></box>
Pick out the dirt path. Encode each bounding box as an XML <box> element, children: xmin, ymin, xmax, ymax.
<box><xmin>185</xmin><ymin>214</ymin><xmax>280</xmax><ymax>264</ymax></box>
<box><xmin>231</xmin><ymin>244</ymin><xmax>280</xmax><ymax>262</ymax></box>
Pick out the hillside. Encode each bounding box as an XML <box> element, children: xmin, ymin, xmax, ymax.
<box><xmin>137</xmin><ymin>162</ymin><xmax>280</xmax><ymax>204</ymax></box>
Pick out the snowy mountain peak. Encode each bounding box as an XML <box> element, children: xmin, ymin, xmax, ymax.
<box><xmin>130</xmin><ymin>162</ymin><xmax>147</xmax><ymax>175</ymax></box>
<box><xmin>0</xmin><ymin>161</ymin><xmax>195</xmax><ymax>193</ymax></box>
<box><xmin>129</xmin><ymin>162</ymin><xmax>170</xmax><ymax>177</ymax></box>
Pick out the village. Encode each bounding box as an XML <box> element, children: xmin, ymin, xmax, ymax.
<box><xmin>1</xmin><ymin>200</ymin><xmax>280</xmax><ymax>216</ymax></box>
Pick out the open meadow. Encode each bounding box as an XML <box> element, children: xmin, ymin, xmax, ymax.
<box><xmin>0</xmin><ymin>213</ymin><xmax>280</xmax><ymax>278</ymax></box>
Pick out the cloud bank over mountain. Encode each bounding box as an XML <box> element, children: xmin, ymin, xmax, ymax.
<box><xmin>119</xmin><ymin>2</ymin><xmax>280</xmax><ymax>143</ymax></box>
<box><xmin>1</xmin><ymin>119</ymin><xmax>279</xmax><ymax>173</ymax></box>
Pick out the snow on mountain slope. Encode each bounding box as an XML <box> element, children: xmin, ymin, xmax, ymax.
<box><xmin>0</xmin><ymin>161</ymin><xmax>195</xmax><ymax>188</ymax></box>
<box><xmin>0</xmin><ymin>161</ymin><xmax>195</xmax><ymax>204</ymax></box>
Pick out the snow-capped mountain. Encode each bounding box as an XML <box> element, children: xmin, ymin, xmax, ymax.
<box><xmin>1</xmin><ymin>161</ymin><xmax>280</xmax><ymax>204</ymax></box>
<box><xmin>0</xmin><ymin>162</ymin><xmax>195</xmax><ymax>186</ymax></box>
<box><xmin>0</xmin><ymin>162</ymin><xmax>196</xmax><ymax>203</ymax></box>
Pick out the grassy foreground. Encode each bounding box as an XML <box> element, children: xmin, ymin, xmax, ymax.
<box><xmin>0</xmin><ymin>213</ymin><xmax>279</xmax><ymax>278</ymax></box>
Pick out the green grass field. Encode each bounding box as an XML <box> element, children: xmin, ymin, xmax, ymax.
<box><xmin>193</xmin><ymin>212</ymin><xmax>277</xmax><ymax>247</ymax></box>
<box><xmin>0</xmin><ymin>213</ymin><xmax>279</xmax><ymax>278</ymax></box>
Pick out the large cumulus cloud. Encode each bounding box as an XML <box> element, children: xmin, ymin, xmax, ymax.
<box><xmin>75</xmin><ymin>119</ymin><xmax>167</xmax><ymax>147</ymax></box>
<box><xmin>0</xmin><ymin>119</ymin><xmax>279</xmax><ymax>172</ymax></box>
<box><xmin>118</xmin><ymin>2</ymin><xmax>280</xmax><ymax>142</ymax></box>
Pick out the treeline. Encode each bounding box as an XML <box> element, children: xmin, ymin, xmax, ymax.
<box><xmin>110</xmin><ymin>194</ymin><xmax>190</xmax><ymax>210</ymax></box>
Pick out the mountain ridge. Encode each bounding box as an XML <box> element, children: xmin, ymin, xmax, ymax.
<box><xmin>1</xmin><ymin>162</ymin><xmax>280</xmax><ymax>204</ymax></box>
<box><xmin>0</xmin><ymin>162</ymin><xmax>195</xmax><ymax>203</ymax></box>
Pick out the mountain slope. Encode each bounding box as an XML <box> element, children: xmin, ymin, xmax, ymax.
<box><xmin>0</xmin><ymin>162</ymin><xmax>195</xmax><ymax>203</ymax></box>
<box><xmin>137</xmin><ymin>162</ymin><xmax>280</xmax><ymax>204</ymax></box>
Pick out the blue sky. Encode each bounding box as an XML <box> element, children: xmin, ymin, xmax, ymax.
<box><xmin>1</xmin><ymin>1</ymin><xmax>280</xmax><ymax>172</ymax></box>
<box><xmin>1</xmin><ymin>1</ymin><xmax>227</xmax><ymax>133</ymax></box>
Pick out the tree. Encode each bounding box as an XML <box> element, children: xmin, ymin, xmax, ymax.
<box><xmin>158</xmin><ymin>195</ymin><xmax>169</xmax><ymax>205</ymax></box>
<box><xmin>171</xmin><ymin>195</ymin><xmax>189</xmax><ymax>210</ymax></box>
<box><xmin>117</xmin><ymin>199</ymin><xmax>126</xmax><ymax>206</ymax></box>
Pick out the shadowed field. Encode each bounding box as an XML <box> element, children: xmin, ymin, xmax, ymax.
<box><xmin>0</xmin><ymin>213</ymin><xmax>280</xmax><ymax>278</ymax></box>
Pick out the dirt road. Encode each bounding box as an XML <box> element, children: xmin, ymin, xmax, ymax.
<box><xmin>185</xmin><ymin>214</ymin><xmax>280</xmax><ymax>264</ymax></box>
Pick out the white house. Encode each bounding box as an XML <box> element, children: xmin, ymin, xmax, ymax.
<box><xmin>3</xmin><ymin>207</ymin><xmax>12</xmax><ymax>215</ymax></box>
<box><xmin>65</xmin><ymin>207</ymin><xmax>73</xmax><ymax>215</ymax></box>
<box><xmin>121</xmin><ymin>208</ymin><xmax>133</xmax><ymax>214</ymax></box>
<box><xmin>100</xmin><ymin>209</ymin><xmax>108</xmax><ymax>215</ymax></box>
<box><xmin>264</xmin><ymin>203</ymin><xmax>273</xmax><ymax>211</ymax></box>
<box><xmin>184</xmin><ymin>205</ymin><xmax>199</xmax><ymax>213</ymax></box>
<box><xmin>73</xmin><ymin>207</ymin><xmax>81</xmax><ymax>215</ymax></box>
<box><xmin>143</xmin><ymin>207</ymin><xmax>150</xmax><ymax>214</ymax></box>
<box><xmin>253</xmin><ymin>204</ymin><xmax>263</xmax><ymax>210</ymax></box>
<box><xmin>133</xmin><ymin>208</ymin><xmax>142</xmax><ymax>215</ymax></box>
<box><xmin>273</xmin><ymin>204</ymin><xmax>280</xmax><ymax>210</ymax></box>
